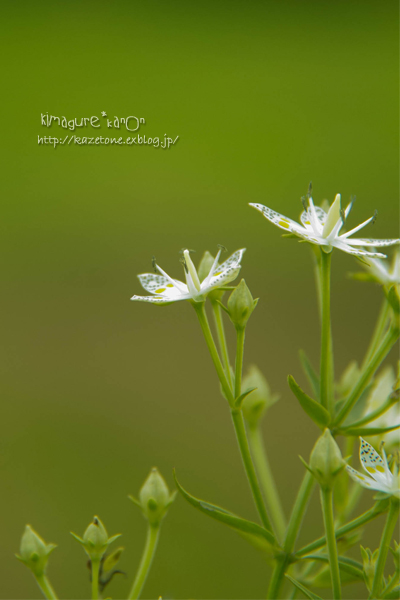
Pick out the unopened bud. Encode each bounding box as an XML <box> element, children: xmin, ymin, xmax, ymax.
<box><xmin>228</xmin><ymin>280</ymin><xmax>258</xmax><ymax>329</ymax></box>
<box><xmin>360</xmin><ymin>546</ymin><xmax>379</xmax><ymax>592</ymax></box>
<box><xmin>16</xmin><ymin>525</ymin><xmax>56</xmax><ymax>577</ymax></box>
<box><xmin>309</xmin><ymin>429</ymin><xmax>345</xmax><ymax>490</ymax></box>
<box><xmin>241</xmin><ymin>366</ymin><xmax>279</xmax><ymax>427</ymax></box>
<box><xmin>137</xmin><ymin>468</ymin><xmax>176</xmax><ymax>526</ymax></box>
<box><xmin>71</xmin><ymin>516</ymin><xmax>121</xmax><ymax>561</ymax></box>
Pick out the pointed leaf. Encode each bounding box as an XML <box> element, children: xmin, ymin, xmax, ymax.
<box><xmin>301</xmin><ymin>554</ymin><xmax>364</xmax><ymax>580</ymax></box>
<box><xmin>288</xmin><ymin>376</ymin><xmax>331</xmax><ymax>428</ymax></box>
<box><xmin>299</xmin><ymin>350</ymin><xmax>320</xmax><ymax>400</ymax></box>
<box><xmin>285</xmin><ymin>575</ymin><xmax>323</xmax><ymax>600</ymax></box>
<box><xmin>173</xmin><ymin>470</ymin><xmax>276</xmax><ymax>546</ymax></box>
<box><xmin>235</xmin><ymin>387</ymin><xmax>258</xmax><ymax>409</ymax></box>
<box><xmin>387</xmin><ymin>286</ymin><xmax>400</xmax><ymax>314</ymax></box>
<box><xmin>339</xmin><ymin>424</ymin><xmax>400</xmax><ymax>437</ymax></box>
<box><xmin>383</xmin><ymin>587</ymin><xmax>400</xmax><ymax>599</ymax></box>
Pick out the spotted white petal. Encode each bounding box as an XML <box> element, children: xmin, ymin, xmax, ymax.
<box><xmin>346</xmin><ymin>464</ymin><xmax>378</xmax><ymax>490</ymax></box>
<box><xmin>300</xmin><ymin>206</ymin><xmax>327</xmax><ymax>230</ymax></box>
<box><xmin>343</xmin><ymin>238</ymin><xmax>400</xmax><ymax>248</ymax></box>
<box><xmin>250</xmin><ymin>204</ymin><xmax>312</xmax><ymax>239</ymax></box>
<box><xmin>138</xmin><ymin>274</ymin><xmax>185</xmax><ymax>295</ymax></box>
<box><xmin>130</xmin><ymin>294</ymin><xmax>176</xmax><ymax>304</ymax></box>
<box><xmin>216</xmin><ymin>248</ymin><xmax>246</xmax><ymax>272</ymax></box>
<box><xmin>359</xmin><ymin>438</ymin><xmax>392</xmax><ymax>487</ymax></box>
<box><xmin>332</xmin><ymin>240</ymin><xmax>387</xmax><ymax>259</ymax></box>
<box><xmin>206</xmin><ymin>266</ymin><xmax>241</xmax><ymax>291</ymax></box>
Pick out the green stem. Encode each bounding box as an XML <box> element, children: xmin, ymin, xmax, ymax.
<box><xmin>363</xmin><ymin>297</ymin><xmax>391</xmax><ymax>369</ymax></box>
<box><xmin>334</xmin><ymin>326</ymin><xmax>399</xmax><ymax>427</ymax></box>
<box><xmin>320</xmin><ymin>249</ymin><xmax>333</xmax><ymax>414</ymax></box>
<box><xmin>369</xmin><ymin>500</ymin><xmax>399</xmax><ymax>599</ymax></box>
<box><xmin>320</xmin><ymin>488</ymin><xmax>341</xmax><ymax>599</ymax></box>
<box><xmin>235</xmin><ymin>327</ymin><xmax>245</xmax><ymax>399</ymax></box>
<box><xmin>296</xmin><ymin>501</ymin><xmax>388</xmax><ymax>557</ymax></box>
<box><xmin>231</xmin><ymin>408</ymin><xmax>273</xmax><ymax>533</ymax></box>
<box><xmin>193</xmin><ymin>302</ymin><xmax>234</xmax><ymax>404</ymax></box>
<box><xmin>248</xmin><ymin>425</ymin><xmax>286</xmax><ymax>542</ymax></box>
<box><xmin>91</xmin><ymin>560</ymin><xmax>100</xmax><ymax>600</ymax></box>
<box><xmin>267</xmin><ymin>471</ymin><xmax>314</xmax><ymax>599</ymax></box>
<box><xmin>128</xmin><ymin>525</ymin><xmax>160</xmax><ymax>600</ymax></box>
<box><xmin>211</xmin><ymin>300</ymin><xmax>233</xmax><ymax>388</ymax></box>
<box><xmin>34</xmin><ymin>575</ymin><xmax>58</xmax><ymax>600</ymax></box>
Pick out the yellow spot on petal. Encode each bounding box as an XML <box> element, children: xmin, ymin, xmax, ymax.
<box><xmin>279</xmin><ymin>220</ymin><xmax>290</xmax><ymax>229</ymax></box>
<box><xmin>366</xmin><ymin>467</ymin><xmax>376</xmax><ymax>474</ymax></box>
<box><xmin>305</xmin><ymin>221</ymin><xmax>310</xmax><ymax>225</ymax></box>
<box><xmin>213</xmin><ymin>271</ymin><xmax>222</xmax><ymax>276</ymax></box>
<box><xmin>155</xmin><ymin>288</ymin><xmax>166</xmax><ymax>293</ymax></box>
<box><xmin>167</xmin><ymin>284</ymin><xmax>174</xmax><ymax>287</ymax></box>
<box><xmin>375</xmin><ymin>465</ymin><xmax>385</xmax><ymax>473</ymax></box>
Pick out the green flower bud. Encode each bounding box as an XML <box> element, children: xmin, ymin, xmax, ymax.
<box><xmin>71</xmin><ymin>516</ymin><xmax>121</xmax><ymax>561</ymax></box>
<box><xmin>360</xmin><ymin>546</ymin><xmax>379</xmax><ymax>592</ymax></box>
<box><xmin>390</xmin><ymin>540</ymin><xmax>400</xmax><ymax>572</ymax></box>
<box><xmin>309</xmin><ymin>429</ymin><xmax>345</xmax><ymax>490</ymax></box>
<box><xmin>134</xmin><ymin>468</ymin><xmax>176</xmax><ymax>526</ymax></box>
<box><xmin>16</xmin><ymin>525</ymin><xmax>56</xmax><ymax>577</ymax></box>
<box><xmin>241</xmin><ymin>366</ymin><xmax>280</xmax><ymax>427</ymax></box>
<box><xmin>228</xmin><ymin>280</ymin><xmax>258</xmax><ymax>329</ymax></box>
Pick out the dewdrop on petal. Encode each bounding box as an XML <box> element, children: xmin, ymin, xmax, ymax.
<box><xmin>16</xmin><ymin>525</ymin><xmax>56</xmax><ymax>577</ymax></box>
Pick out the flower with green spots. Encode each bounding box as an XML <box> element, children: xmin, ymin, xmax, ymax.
<box><xmin>346</xmin><ymin>438</ymin><xmax>400</xmax><ymax>498</ymax></box>
<box><xmin>131</xmin><ymin>247</ymin><xmax>245</xmax><ymax>304</ymax></box>
<box><xmin>250</xmin><ymin>193</ymin><xmax>399</xmax><ymax>259</ymax></box>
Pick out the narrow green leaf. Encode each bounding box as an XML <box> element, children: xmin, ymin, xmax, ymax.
<box><xmin>383</xmin><ymin>586</ymin><xmax>400</xmax><ymax>599</ymax></box>
<box><xmin>339</xmin><ymin>424</ymin><xmax>400</xmax><ymax>437</ymax></box>
<box><xmin>387</xmin><ymin>286</ymin><xmax>400</xmax><ymax>314</ymax></box>
<box><xmin>285</xmin><ymin>575</ymin><xmax>323</xmax><ymax>600</ymax></box>
<box><xmin>234</xmin><ymin>387</ymin><xmax>258</xmax><ymax>409</ymax></box>
<box><xmin>299</xmin><ymin>350</ymin><xmax>320</xmax><ymax>399</ymax></box>
<box><xmin>301</xmin><ymin>553</ymin><xmax>364</xmax><ymax>580</ymax></box>
<box><xmin>288</xmin><ymin>375</ymin><xmax>331</xmax><ymax>428</ymax></box>
<box><xmin>173</xmin><ymin>470</ymin><xmax>276</xmax><ymax>546</ymax></box>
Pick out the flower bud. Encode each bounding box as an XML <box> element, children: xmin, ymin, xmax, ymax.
<box><xmin>241</xmin><ymin>366</ymin><xmax>279</xmax><ymax>427</ymax></box>
<box><xmin>309</xmin><ymin>429</ymin><xmax>345</xmax><ymax>490</ymax></box>
<box><xmin>16</xmin><ymin>525</ymin><xmax>56</xmax><ymax>577</ymax></box>
<box><xmin>71</xmin><ymin>516</ymin><xmax>121</xmax><ymax>561</ymax></box>
<box><xmin>137</xmin><ymin>468</ymin><xmax>175</xmax><ymax>526</ymax></box>
<box><xmin>360</xmin><ymin>546</ymin><xmax>379</xmax><ymax>592</ymax></box>
<box><xmin>228</xmin><ymin>280</ymin><xmax>258</xmax><ymax>329</ymax></box>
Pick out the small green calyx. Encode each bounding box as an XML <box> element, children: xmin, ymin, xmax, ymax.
<box><xmin>227</xmin><ymin>279</ymin><xmax>258</xmax><ymax>329</ymax></box>
<box><xmin>71</xmin><ymin>516</ymin><xmax>121</xmax><ymax>561</ymax></box>
<box><xmin>309</xmin><ymin>429</ymin><xmax>345</xmax><ymax>490</ymax></box>
<box><xmin>241</xmin><ymin>365</ymin><xmax>279</xmax><ymax>427</ymax></box>
<box><xmin>132</xmin><ymin>467</ymin><xmax>176</xmax><ymax>526</ymax></box>
<box><xmin>16</xmin><ymin>525</ymin><xmax>56</xmax><ymax>577</ymax></box>
<box><xmin>360</xmin><ymin>546</ymin><xmax>379</xmax><ymax>592</ymax></box>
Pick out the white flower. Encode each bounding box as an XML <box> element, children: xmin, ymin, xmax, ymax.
<box><xmin>131</xmin><ymin>248</ymin><xmax>245</xmax><ymax>304</ymax></box>
<box><xmin>250</xmin><ymin>194</ymin><xmax>400</xmax><ymax>259</ymax></box>
<box><xmin>358</xmin><ymin>249</ymin><xmax>400</xmax><ymax>286</ymax></box>
<box><xmin>346</xmin><ymin>438</ymin><xmax>400</xmax><ymax>498</ymax></box>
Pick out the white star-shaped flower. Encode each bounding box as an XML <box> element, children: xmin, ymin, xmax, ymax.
<box><xmin>250</xmin><ymin>194</ymin><xmax>400</xmax><ymax>259</ymax></box>
<box><xmin>358</xmin><ymin>249</ymin><xmax>400</xmax><ymax>286</ymax></box>
<box><xmin>131</xmin><ymin>247</ymin><xmax>245</xmax><ymax>304</ymax></box>
<box><xmin>346</xmin><ymin>438</ymin><xmax>400</xmax><ymax>498</ymax></box>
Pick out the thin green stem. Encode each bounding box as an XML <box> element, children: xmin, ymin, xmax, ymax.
<box><xmin>296</xmin><ymin>501</ymin><xmax>388</xmax><ymax>557</ymax></box>
<box><xmin>320</xmin><ymin>488</ymin><xmax>341</xmax><ymax>599</ymax></box>
<box><xmin>34</xmin><ymin>575</ymin><xmax>58</xmax><ymax>600</ymax></box>
<box><xmin>320</xmin><ymin>249</ymin><xmax>333</xmax><ymax>414</ymax></box>
<box><xmin>248</xmin><ymin>425</ymin><xmax>286</xmax><ymax>542</ymax></box>
<box><xmin>231</xmin><ymin>409</ymin><xmax>273</xmax><ymax>533</ymax></box>
<box><xmin>193</xmin><ymin>302</ymin><xmax>234</xmax><ymax>404</ymax></box>
<box><xmin>235</xmin><ymin>327</ymin><xmax>245</xmax><ymax>399</ymax></box>
<box><xmin>211</xmin><ymin>300</ymin><xmax>233</xmax><ymax>388</ymax></box>
<box><xmin>267</xmin><ymin>471</ymin><xmax>314</xmax><ymax>599</ymax></box>
<box><xmin>369</xmin><ymin>500</ymin><xmax>399</xmax><ymax>599</ymax></box>
<box><xmin>128</xmin><ymin>525</ymin><xmax>160</xmax><ymax>600</ymax></box>
<box><xmin>91</xmin><ymin>560</ymin><xmax>100</xmax><ymax>600</ymax></box>
<box><xmin>334</xmin><ymin>326</ymin><xmax>399</xmax><ymax>427</ymax></box>
<box><xmin>363</xmin><ymin>297</ymin><xmax>391</xmax><ymax>369</ymax></box>
<box><xmin>193</xmin><ymin>302</ymin><xmax>273</xmax><ymax>535</ymax></box>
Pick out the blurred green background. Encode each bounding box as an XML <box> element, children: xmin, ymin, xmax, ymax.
<box><xmin>1</xmin><ymin>0</ymin><xmax>398</xmax><ymax>598</ymax></box>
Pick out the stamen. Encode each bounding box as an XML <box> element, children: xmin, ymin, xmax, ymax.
<box><xmin>372</xmin><ymin>210</ymin><xmax>378</xmax><ymax>225</ymax></box>
<box><xmin>301</xmin><ymin>196</ymin><xmax>308</xmax><ymax>212</ymax></box>
<box><xmin>340</xmin><ymin>208</ymin><xmax>346</xmax><ymax>226</ymax></box>
<box><xmin>307</xmin><ymin>181</ymin><xmax>313</xmax><ymax>197</ymax></box>
<box><xmin>179</xmin><ymin>256</ymin><xmax>188</xmax><ymax>273</ymax></box>
<box><xmin>217</xmin><ymin>244</ymin><xmax>227</xmax><ymax>252</ymax></box>
<box><xmin>152</xmin><ymin>256</ymin><xmax>158</xmax><ymax>274</ymax></box>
